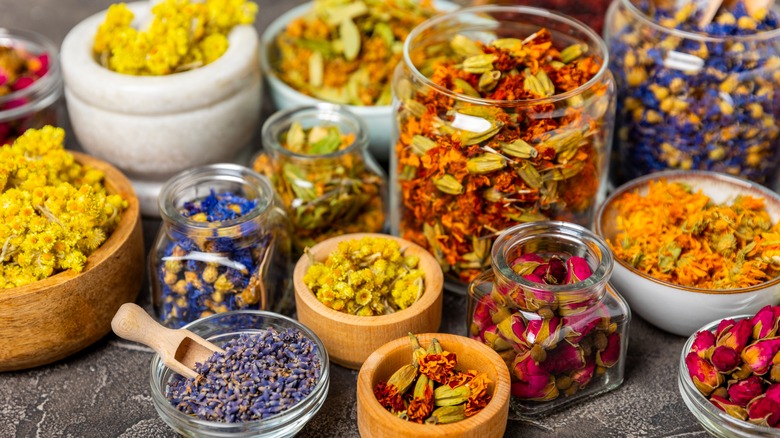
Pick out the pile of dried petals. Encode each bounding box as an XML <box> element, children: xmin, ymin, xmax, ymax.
<box><xmin>608</xmin><ymin>179</ymin><xmax>780</xmax><ymax>289</ymax></box>
<box><xmin>685</xmin><ymin>305</ymin><xmax>780</xmax><ymax>427</ymax></box>
<box><xmin>470</xmin><ymin>253</ymin><xmax>623</xmax><ymax>402</ymax></box>
<box><xmin>273</xmin><ymin>0</ymin><xmax>438</xmax><ymax>105</ymax></box>
<box><xmin>395</xmin><ymin>28</ymin><xmax>612</xmax><ymax>284</ymax></box>
<box><xmin>374</xmin><ymin>333</ymin><xmax>492</xmax><ymax>424</ymax></box>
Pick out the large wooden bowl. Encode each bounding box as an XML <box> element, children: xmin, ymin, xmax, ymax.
<box><xmin>293</xmin><ymin>233</ymin><xmax>444</xmax><ymax>369</ymax></box>
<box><xmin>357</xmin><ymin>333</ymin><xmax>511</xmax><ymax>438</ymax></box>
<box><xmin>0</xmin><ymin>151</ymin><xmax>144</xmax><ymax>371</ymax></box>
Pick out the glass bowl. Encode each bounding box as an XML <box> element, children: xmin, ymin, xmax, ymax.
<box><xmin>678</xmin><ymin>315</ymin><xmax>780</xmax><ymax>438</ymax></box>
<box><xmin>149</xmin><ymin>310</ymin><xmax>330</xmax><ymax>437</ymax></box>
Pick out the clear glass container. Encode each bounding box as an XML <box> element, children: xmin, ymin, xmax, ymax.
<box><xmin>474</xmin><ymin>0</ymin><xmax>611</xmax><ymax>34</ymax></box>
<box><xmin>391</xmin><ymin>5</ymin><xmax>616</xmax><ymax>292</ymax></box>
<box><xmin>467</xmin><ymin>221</ymin><xmax>630</xmax><ymax>417</ymax></box>
<box><xmin>149</xmin><ymin>164</ymin><xmax>294</xmax><ymax>329</ymax></box>
<box><xmin>0</xmin><ymin>28</ymin><xmax>62</xmax><ymax>145</ymax></box>
<box><xmin>150</xmin><ymin>310</ymin><xmax>330</xmax><ymax>438</ymax></box>
<box><xmin>605</xmin><ymin>0</ymin><xmax>780</xmax><ymax>187</ymax></box>
<box><xmin>679</xmin><ymin>315</ymin><xmax>780</xmax><ymax>438</ymax></box>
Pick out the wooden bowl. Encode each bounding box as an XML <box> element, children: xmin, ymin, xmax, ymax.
<box><xmin>356</xmin><ymin>333</ymin><xmax>511</xmax><ymax>438</ymax></box>
<box><xmin>0</xmin><ymin>151</ymin><xmax>145</xmax><ymax>371</ymax></box>
<box><xmin>293</xmin><ymin>233</ymin><xmax>444</xmax><ymax>369</ymax></box>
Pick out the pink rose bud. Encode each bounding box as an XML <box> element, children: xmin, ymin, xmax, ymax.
<box><xmin>2</xmin><ymin>98</ymin><xmax>28</xmax><ymax>111</ymax></box>
<box><xmin>596</xmin><ymin>332</ymin><xmax>621</xmax><ymax>368</ymax></box>
<box><xmin>766</xmin><ymin>383</ymin><xmax>780</xmax><ymax>405</ymax></box>
<box><xmin>709</xmin><ymin>394</ymin><xmax>748</xmax><ymax>420</ymax></box>
<box><xmin>711</xmin><ymin>346</ymin><xmax>740</xmax><ymax>373</ymax></box>
<box><xmin>752</xmin><ymin>305</ymin><xmax>780</xmax><ymax>340</ymax></box>
<box><xmin>542</xmin><ymin>341</ymin><xmax>586</xmax><ymax>375</ymax></box>
<box><xmin>511</xmin><ymin>350</ymin><xmax>548</xmax><ymax>381</ymax></box>
<box><xmin>564</xmin><ymin>256</ymin><xmax>592</xmax><ymax>284</ymax></box>
<box><xmin>570</xmin><ymin>358</ymin><xmax>596</xmax><ymax>389</ymax></box>
<box><xmin>510</xmin><ymin>374</ymin><xmax>559</xmax><ymax>401</ymax></box>
<box><xmin>690</xmin><ymin>330</ymin><xmax>716</xmax><ymax>360</ymax></box>
<box><xmin>715</xmin><ymin>318</ymin><xmax>736</xmax><ymax>338</ymax></box>
<box><xmin>728</xmin><ymin>375</ymin><xmax>765</xmax><ymax>407</ymax></box>
<box><xmin>685</xmin><ymin>351</ymin><xmax>723</xmax><ymax>396</ymax></box>
<box><xmin>471</xmin><ymin>296</ymin><xmax>496</xmax><ymax>333</ymax></box>
<box><xmin>11</xmin><ymin>76</ymin><xmax>35</xmax><ymax>91</ymax></box>
<box><xmin>525</xmin><ymin>316</ymin><xmax>562</xmax><ymax>348</ymax></box>
<box><xmin>741</xmin><ymin>338</ymin><xmax>780</xmax><ymax>375</ymax></box>
<box><xmin>497</xmin><ymin>313</ymin><xmax>528</xmax><ymax>349</ymax></box>
<box><xmin>511</xmin><ymin>253</ymin><xmax>544</xmax><ymax>276</ymax></box>
<box><xmin>562</xmin><ymin>309</ymin><xmax>602</xmax><ymax>343</ymax></box>
<box><xmin>543</xmin><ymin>256</ymin><xmax>566</xmax><ymax>284</ymax></box>
<box><xmin>747</xmin><ymin>395</ymin><xmax>780</xmax><ymax>427</ymax></box>
<box><xmin>717</xmin><ymin>319</ymin><xmax>752</xmax><ymax>354</ymax></box>
<box><xmin>481</xmin><ymin>324</ymin><xmax>515</xmax><ymax>352</ymax></box>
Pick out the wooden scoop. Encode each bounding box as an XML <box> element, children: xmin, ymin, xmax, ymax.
<box><xmin>111</xmin><ymin>303</ymin><xmax>224</xmax><ymax>379</ymax></box>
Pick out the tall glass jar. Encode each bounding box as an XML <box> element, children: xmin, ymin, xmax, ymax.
<box><xmin>149</xmin><ymin>164</ymin><xmax>293</xmax><ymax>329</ymax></box>
<box><xmin>256</xmin><ymin>104</ymin><xmax>387</xmax><ymax>254</ymax></box>
<box><xmin>468</xmin><ymin>221</ymin><xmax>630</xmax><ymax>416</ymax></box>
<box><xmin>0</xmin><ymin>29</ymin><xmax>62</xmax><ymax>145</ymax></box>
<box><xmin>605</xmin><ymin>0</ymin><xmax>780</xmax><ymax>187</ymax></box>
<box><xmin>391</xmin><ymin>5</ymin><xmax>616</xmax><ymax>292</ymax></box>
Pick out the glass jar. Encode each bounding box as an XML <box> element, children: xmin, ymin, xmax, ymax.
<box><xmin>605</xmin><ymin>0</ymin><xmax>780</xmax><ymax>187</ymax></box>
<box><xmin>473</xmin><ymin>0</ymin><xmax>611</xmax><ymax>34</ymax></box>
<box><xmin>391</xmin><ymin>5</ymin><xmax>616</xmax><ymax>292</ymax></box>
<box><xmin>256</xmin><ymin>104</ymin><xmax>387</xmax><ymax>254</ymax></box>
<box><xmin>150</xmin><ymin>164</ymin><xmax>293</xmax><ymax>328</ymax></box>
<box><xmin>467</xmin><ymin>221</ymin><xmax>630</xmax><ymax>416</ymax></box>
<box><xmin>0</xmin><ymin>29</ymin><xmax>62</xmax><ymax>145</ymax></box>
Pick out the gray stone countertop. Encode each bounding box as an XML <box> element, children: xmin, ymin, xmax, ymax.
<box><xmin>1</xmin><ymin>0</ymin><xmax>707</xmax><ymax>436</ymax></box>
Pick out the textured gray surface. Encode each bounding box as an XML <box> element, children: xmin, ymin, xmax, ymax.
<box><xmin>0</xmin><ymin>0</ymin><xmax>708</xmax><ymax>436</ymax></box>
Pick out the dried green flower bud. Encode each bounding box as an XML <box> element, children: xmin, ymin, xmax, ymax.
<box><xmin>560</xmin><ymin>44</ymin><xmax>586</xmax><ymax>64</ymax></box>
<box><xmin>535</xmin><ymin>69</ymin><xmax>554</xmax><ymax>96</ymax></box>
<box><xmin>433</xmin><ymin>384</ymin><xmax>471</xmax><ymax>406</ymax></box>
<box><xmin>515</xmin><ymin>160</ymin><xmax>542</xmax><ymax>189</ymax></box>
<box><xmin>450</xmin><ymin>34</ymin><xmax>483</xmax><ymax>57</ymax></box>
<box><xmin>426</xmin><ymin>404</ymin><xmax>467</xmax><ymax>424</ymax></box>
<box><xmin>433</xmin><ymin>174</ymin><xmax>465</xmax><ymax>195</ymax></box>
<box><xmin>478</xmin><ymin>70</ymin><xmax>502</xmax><ymax>92</ymax></box>
<box><xmin>490</xmin><ymin>38</ymin><xmax>524</xmax><ymax>51</ymax></box>
<box><xmin>387</xmin><ymin>363</ymin><xmax>418</xmax><ymax>395</ymax></box>
<box><xmin>467</xmin><ymin>153</ymin><xmax>506</xmax><ymax>174</ymax></box>
<box><xmin>454</xmin><ymin>78</ymin><xmax>480</xmax><ymax>97</ymax></box>
<box><xmin>463</xmin><ymin>54</ymin><xmax>497</xmax><ymax>74</ymax></box>
<box><xmin>501</xmin><ymin>138</ymin><xmax>538</xmax><ymax>159</ymax></box>
<box><xmin>523</xmin><ymin>73</ymin><xmax>545</xmax><ymax>97</ymax></box>
<box><xmin>411</xmin><ymin>135</ymin><xmax>436</xmax><ymax>156</ymax></box>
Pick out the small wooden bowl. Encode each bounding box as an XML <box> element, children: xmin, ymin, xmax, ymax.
<box><xmin>293</xmin><ymin>233</ymin><xmax>443</xmax><ymax>369</ymax></box>
<box><xmin>356</xmin><ymin>333</ymin><xmax>511</xmax><ymax>438</ymax></box>
<box><xmin>0</xmin><ymin>151</ymin><xmax>145</xmax><ymax>371</ymax></box>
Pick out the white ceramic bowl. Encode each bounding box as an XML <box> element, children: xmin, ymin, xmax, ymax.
<box><xmin>260</xmin><ymin>1</ymin><xmax>458</xmax><ymax>163</ymax></box>
<box><xmin>595</xmin><ymin>170</ymin><xmax>780</xmax><ymax>337</ymax></box>
<box><xmin>61</xmin><ymin>2</ymin><xmax>262</xmax><ymax>216</ymax></box>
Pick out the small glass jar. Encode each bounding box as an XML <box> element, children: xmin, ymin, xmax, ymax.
<box><xmin>149</xmin><ymin>164</ymin><xmax>294</xmax><ymax>328</ymax></box>
<box><xmin>474</xmin><ymin>0</ymin><xmax>612</xmax><ymax>34</ymax></box>
<box><xmin>391</xmin><ymin>5</ymin><xmax>616</xmax><ymax>292</ymax></box>
<box><xmin>256</xmin><ymin>104</ymin><xmax>387</xmax><ymax>254</ymax></box>
<box><xmin>605</xmin><ymin>0</ymin><xmax>780</xmax><ymax>187</ymax></box>
<box><xmin>467</xmin><ymin>221</ymin><xmax>630</xmax><ymax>416</ymax></box>
<box><xmin>0</xmin><ymin>29</ymin><xmax>62</xmax><ymax>145</ymax></box>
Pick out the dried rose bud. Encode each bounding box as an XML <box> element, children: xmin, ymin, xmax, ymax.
<box><xmin>690</xmin><ymin>330</ymin><xmax>716</xmax><ymax>360</ymax></box>
<box><xmin>764</xmin><ymin>383</ymin><xmax>780</xmax><ymax>405</ymax></box>
<box><xmin>728</xmin><ymin>375</ymin><xmax>765</xmax><ymax>407</ymax></box>
<box><xmin>562</xmin><ymin>310</ymin><xmax>602</xmax><ymax>343</ymax></box>
<box><xmin>717</xmin><ymin>319</ymin><xmax>753</xmax><ymax>354</ymax></box>
<box><xmin>497</xmin><ymin>313</ymin><xmax>528</xmax><ymax>349</ymax></box>
<box><xmin>742</xmin><ymin>338</ymin><xmax>780</xmax><ymax>376</ymax></box>
<box><xmin>711</xmin><ymin>346</ymin><xmax>741</xmax><ymax>373</ymax></box>
<box><xmin>521</xmin><ymin>274</ymin><xmax>557</xmax><ymax>310</ymax></box>
<box><xmin>510</xmin><ymin>374</ymin><xmax>559</xmax><ymax>401</ymax></box>
<box><xmin>710</xmin><ymin>394</ymin><xmax>748</xmax><ymax>421</ymax></box>
<box><xmin>715</xmin><ymin>318</ymin><xmax>736</xmax><ymax>338</ymax></box>
<box><xmin>543</xmin><ymin>256</ymin><xmax>566</xmax><ymax>284</ymax></box>
<box><xmin>747</xmin><ymin>395</ymin><xmax>780</xmax><ymax>427</ymax></box>
<box><xmin>564</xmin><ymin>256</ymin><xmax>592</xmax><ymax>284</ymax></box>
<box><xmin>525</xmin><ymin>316</ymin><xmax>562</xmax><ymax>349</ymax></box>
<box><xmin>511</xmin><ymin>253</ymin><xmax>545</xmax><ymax>276</ymax></box>
<box><xmin>752</xmin><ymin>305</ymin><xmax>780</xmax><ymax>340</ymax></box>
<box><xmin>596</xmin><ymin>332</ymin><xmax>621</xmax><ymax>368</ymax></box>
<box><xmin>685</xmin><ymin>351</ymin><xmax>723</xmax><ymax>396</ymax></box>
<box><xmin>542</xmin><ymin>341</ymin><xmax>586</xmax><ymax>375</ymax></box>
<box><xmin>511</xmin><ymin>350</ymin><xmax>548</xmax><ymax>382</ymax></box>
<box><xmin>570</xmin><ymin>359</ymin><xmax>596</xmax><ymax>389</ymax></box>
<box><xmin>471</xmin><ymin>296</ymin><xmax>496</xmax><ymax>335</ymax></box>
<box><xmin>481</xmin><ymin>324</ymin><xmax>515</xmax><ymax>352</ymax></box>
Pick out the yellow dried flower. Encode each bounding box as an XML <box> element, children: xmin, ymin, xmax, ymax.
<box><xmin>93</xmin><ymin>0</ymin><xmax>257</xmax><ymax>75</ymax></box>
<box><xmin>0</xmin><ymin>126</ymin><xmax>128</xmax><ymax>288</ymax></box>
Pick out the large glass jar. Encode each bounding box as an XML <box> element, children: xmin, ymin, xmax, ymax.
<box><xmin>149</xmin><ymin>164</ymin><xmax>293</xmax><ymax>329</ymax></box>
<box><xmin>391</xmin><ymin>5</ymin><xmax>616</xmax><ymax>292</ymax></box>
<box><xmin>605</xmin><ymin>0</ymin><xmax>780</xmax><ymax>187</ymax></box>
<box><xmin>256</xmin><ymin>104</ymin><xmax>387</xmax><ymax>254</ymax></box>
<box><xmin>0</xmin><ymin>28</ymin><xmax>62</xmax><ymax>145</ymax></box>
<box><xmin>468</xmin><ymin>221</ymin><xmax>630</xmax><ymax>416</ymax></box>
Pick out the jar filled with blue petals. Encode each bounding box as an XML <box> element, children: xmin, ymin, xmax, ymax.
<box><xmin>149</xmin><ymin>164</ymin><xmax>293</xmax><ymax>328</ymax></box>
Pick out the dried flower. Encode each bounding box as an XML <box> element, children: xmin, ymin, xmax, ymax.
<box><xmin>729</xmin><ymin>376</ymin><xmax>765</xmax><ymax>407</ymax></box>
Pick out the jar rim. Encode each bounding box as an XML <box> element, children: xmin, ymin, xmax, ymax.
<box><xmin>158</xmin><ymin>163</ymin><xmax>276</xmax><ymax>233</ymax></box>
<box><xmin>261</xmin><ymin>103</ymin><xmax>369</xmax><ymax>159</ymax></box>
<box><xmin>0</xmin><ymin>28</ymin><xmax>63</xmax><ymax>122</ymax></box>
<box><xmin>491</xmin><ymin>220</ymin><xmax>614</xmax><ymax>294</ymax></box>
<box><xmin>616</xmin><ymin>0</ymin><xmax>780</xmax><ymax>42</ymax></box>
<box><xmin>402</xmin><ymin>5</ymin><xmax>612</xmax><ymax>106</ymax></box>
